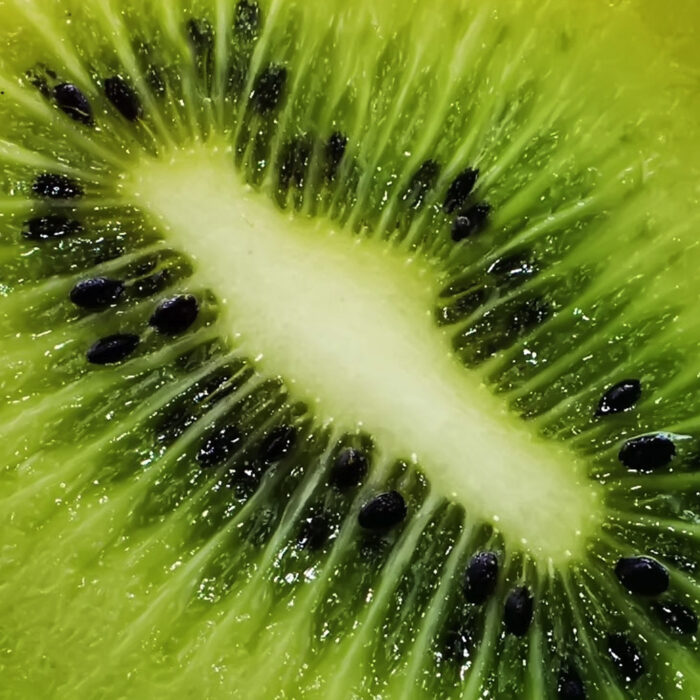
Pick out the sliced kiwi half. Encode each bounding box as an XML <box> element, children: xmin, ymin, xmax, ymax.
<box><xmin>0</xmin><ymin>0</ymin><xmax>699</xmax><ymax>698</ymax></box>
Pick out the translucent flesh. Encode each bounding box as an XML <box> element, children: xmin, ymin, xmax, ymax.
<box><xmin>0</xmin><ymin>0</ymin><xmax>698</xmax><ymax>698</ymax></box>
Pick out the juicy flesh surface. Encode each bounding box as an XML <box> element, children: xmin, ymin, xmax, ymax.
<box><xmin>0</xmin><ymin>0</ymin><xmax>698</xmax><ymax>699</ymax></box>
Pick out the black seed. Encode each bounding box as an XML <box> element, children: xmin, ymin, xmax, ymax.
<box><xmin>234</xmin><ymin>0</ymin><xmax>261</xmax><ymax>38</ymax></box>
<box><xmin>451</xmin><ymin>203</ymin><xmax>491</xmax><ymax>241</ymax></box>
<box><xmin>251</xmin><ymin>64</ymin><xmax>286</xmax><ymax>113</ymax></box>
<box><xmin>260</xmin><ymin>425</ymin><xmax>297</xmax><ymax>463</ymax></box>
<box><xmin>615</xmin><ymin>556</ymin><xmax>669</xmax><ymax>596</ymax></box>
<box><xmin>325</xmin><ymin>131</ymin><xmax>348</xmax><ymax>180</ymax></box>
<box><xmin>278</xmin><ymin>136</ymin><xmax>312</xmax><ymax>191</ymax></box>
<box><xmin>23</xmin><ymin>215</ymin><xmax>82</xmax><ymax>241</ymax></box>
<box><xmin>130</xmin><ymin>269</ymin><xmax>171</xmax><ymax>299</ymax></box>
<box><xmin>104</xmin><ymin>75</ymin><xmax>142</xmax><ymax>122</ymax></box>
<box><xmin>358</xmin><ymin>490</ymin><xmax>407</xmax><ymax>530</ymax></box>
<box><xmin>503</xmin><ymin>586</ymin><xmax>534</xmax><ymax>636</ymax></box>
<box><xmin>86</xmin><ymin>334</ymin><xmax>140</xmax><ymax>365</ymax></box>
<box><xmin>149</xmin><ymin>295</ymin><xmax>199</xmax><ymax>335</ymax></box>
<box><xmin>607</xmin><ymin>633</ymin><xmax>645</xmax><ymax>684</ymax></box>
<box><xmin>618</xmin><ymin>434</ymin><xmax>675</xmax><ymax>472</ymax></box>
<box><xmin>53</xmin><ymin>83</ymin><xmax>93</xmax><ymax>124</ymax></box>
<box><xmin>596</xmin><ymin>378</ymin><xmax>642</xmax><ymax>417</ymax></box>
<box><xmin>197</xmin><ymin>424</ymin><xmax>241</xmax><ymax>467</ymax></box>
<box><xmin>652</xmin><ymin>601</ymin><xmax>698</xmax><ymax>635</ymax></box>
<box><xmin>330</xmin><ymin>448</ymin><xmax>368</xmax><ymax>490</ymax></box>
<box><xmin>70</xmin><ymin>277</ymin><xmax>125</xmax><ymax>310</ymax></box>
<box><xmin>557</xmin><ymin>666</ymin><xmax>586</xmax><ymax>700</ymax></box>
<box><xmin>403</xmin><ymin>159</ymin><xmax>440</xmax><ymax>209</ymax></box>
<box><xmin>298</xmin><ymin>512</ymin><xmax>332</xmax><ymax>550</ymax></box>
<box><xmin>463</xmin><ymin>551</ymin><xmax>499</xmax><ymax>604</ymax></box>
<box><xmin>444</xmin><ymin>167</ymin><xmax>479</xmax><ymax>213</ymax></box>
<box><xmin>32</xmin><ymin>173</ymin><xmax>83</xmax><ymax>199</ymax></box>
<box><xmin>187</xmin><ymin>18</ymin><xmax>214</xmax><ymax>53</ymax></box>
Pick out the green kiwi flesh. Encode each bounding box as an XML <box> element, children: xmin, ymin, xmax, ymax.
<box><xmin>0</xmin><ymin>0</ymin><xmax>699</xmax><ymax>698</ymax></box>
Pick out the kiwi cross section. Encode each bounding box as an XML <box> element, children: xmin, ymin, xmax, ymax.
<box><xmin>0</xmin><ymin>1</ymin><xmax>698</xmax><ymax>699</ymax></box>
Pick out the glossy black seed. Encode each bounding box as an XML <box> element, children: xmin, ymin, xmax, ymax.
<box><xmin>557</xmin><ymin>667</ymin><xmax>586</xmax><ymax>700</ymax></box>
<box><xmin>260</xmin><ymin>425</ymin><xmax>297</xmax><ymax>463</ymax></box>
<box><xmin>403</xmin><ymin>159</ymin><xmax>440</xmax><ymax>209</ymax></box>
<box><xmin>104</xmin><ymin>75</ymin><xmax>142</xmax><ymax>121</ymax></box>
<box><xmin>463</xmin><ymin>551</ymin><xmax>499</xmax><ymax>604</ymax></box>
<box><xmin>187</xmin><ymin>18</ymin><xmax>214</xmax><ymax>52</ymax></box>
<box><xmin>23</xmin><ymin>215</ymin><xmax>81</xmax><ymax>241</ymax></box>
<box><xmin>607</xmin><ymin>633</ymin><xmax>645</xmax><ymax>684</ymax></box>
<box><xmin>615</xmin><ymin>556</ymin><xmax>669</xmax><ymax>596</ymax></box>
<box><xmin>596</xmin><ymin>378</ymin><xmax>642</xmax><ymax>416</ymax></box>
<box><xmin>234</xmin><ymin>0</ymin><xmax>261</xmax><ymax>38</ymax></box>
<box><xmin>618</xmin><ymin>434</ymin><xmax>675</xmax><ymax>472</ymax></box>
<box><xmin>330</xmin><ymin>448</ymin><xmax>368</xmax><ymax>490</ymax></box>
<box><xmin>197</xmin><ymin>424</ymin><xmax>241</xmax><ymax>467</ymax></box>
<box><xmin>32</xmin><ymin>173</ymin><xmax>83</xmax><ymax>199</ymax></box>
<box><xmin>251</xmin><ymin>64</ymin><xmax>286</xmax><ymax>113</ymax></box>
<box><xmin>70</xmin><ymin>277</ymin><xmax>125</xmax><ymax>310</ymax></box>
<box><xmin>53</xmin><ymin>83</ymin><xmax>93</xmax><ymax>124</ymax></box>
<box><xmin>358</xmin><ymin>490</ymin><xmax>407</xmax><ymax>530</ymax></box>
<box><xmin>149</xmin><ymin>295</ymin><xmax>199</xmax><ymax>335</ymax></box>
<box><xmin>298</xmin><ymin>512</ymin><xmax>332</xmax><ymax>550</ymax></box>
<box><xmin>130</xmin><ymin>269</ymin><xmax>171</xmax><ymax>299</ymax></box>
<box><xmin>86</xmin><ymin>334</ymin><xmax>140</xmax><ymax>365</ymax></box>
<box><xmin>451</xmin><ymin>203</ymin><xmax>491</xmax><ymax>241</ymax></box>
<box><xmin>325</xmin><ymin>131</ymin><xmax>348</xmax><ymax>180</ymax></box>
<box><xmin>652</xmin><ymin>601</ymin><xmax>698</xmax><ymax>635</ymax></box>
<box><xmin>503</xmin><ymin>586</ymin><xmax>534</xmax><ymax>636</ymax></box>
<box><xmin>444</xmin><ymin>167</ymin><xmax>479</xmax><ymax>213</ymax></box>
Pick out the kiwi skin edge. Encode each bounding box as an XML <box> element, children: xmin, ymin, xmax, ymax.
<box><xmin>0</xmin><ymin>1</ymin><xmax>698</xmax><ymax>699</ymax></box>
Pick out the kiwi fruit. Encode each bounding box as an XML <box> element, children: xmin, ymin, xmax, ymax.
<box><xmin>0</xmin><ymin>0</ymin><xmax>698</xmax><ymax>698</ymax></box>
